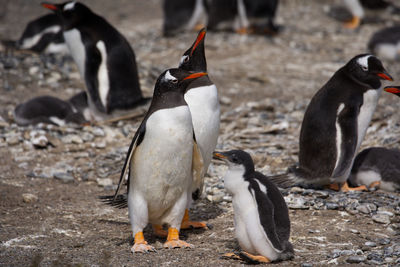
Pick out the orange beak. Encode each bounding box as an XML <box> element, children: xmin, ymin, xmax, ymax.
<box><xmin>190</xmin><ymin>29</ymin><xmax>206</xmax><ymax>56</ymax></box>
<box><xmin>213</xmin><ymin>152</ymin><xmax>227</xmax><ymax>159</ymax></box>
<box><xmin>384</xmin><ymin>86</ymin><xmax>400</xmax><ymax>94</ymax></box>
<box><xmin>41</xmin><ymin>2</ymin><xmax>58</xmax><ymax>11</ymax></box>
<box><xmin>377</xmin><ymin>71</ymin><xmax>393</xmax><ymax>81</ymax></box>
<box><xmin>183</xmin><ymin>72</ymin><xmax>207</xmax><ymax>80</ymax></box>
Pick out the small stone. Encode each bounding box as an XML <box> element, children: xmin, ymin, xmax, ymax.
<box><xmin>6</xmin><ymin>135</ymin><xmax>19</xmax><ymax>145</ymax></box>
<box><xmin>350</xmin><ymin>229</ymin><xmax>360</xmax><ymax>234</ymax></box>
<box><xmin>384</xmin><ymin>257</ymin><xmax>394</xmax><ymax>263</ymax></box>
<box><xmin>326</xmin><ymin>202</ymin><xmax>339</xmax><ymax>210</ymax></box>
<box><xmin>96</xmin><ymin>142</ymin><xmax>106</xmax><ymax>149</ymax></box>
<box><xmin>357</xmin><ymin>203</ymin><xmax>376</xmax><ymax>214</ymax></box>
<box><xmin>81</xmin><ymin>132</ymin><xmax>94</xmax><ymax>142</ymax></box>
<box><xmin>22</xmin><ymin>193</ymin><xmax>38</xmax><ymax>203</ymax></box>
<box><xmin>346</xmin><ymin>256</ymin><xmax>366</xmax><ymax>264</ymax></box>
<box><xmin>377</xmin><ymin>210</ymin><xmax>394</xmax><ymax>217</ymax></box>
<box><xmin>92</xmin><ymin>127</ymin><xmax>105</xmax><ymax>137</ymax></box>
<box><xmin>62</xmin><ymin>135</ymin><xmax>83</xmax><ymax>144</ymax></box>
<box><xmin>31</xmin><ymin>134</ymin><xmax>49</xmax><ymax>148</ymax></box>
<box><xmin>365</xmin><ymin>241</ymin><xmax>376</xmax><ymax>247</ymax></box>
<box><xmin>378</xmin><ymin>238</ymin><xmax>390</xmax><ymax>245</ymax></box>
<box><xmin>289</xmin><ymin>187</ymin><xmax>304</xmax><ymax>194</ymax></box>
<box><xmin>54</xmin><ymin>172</ymin><xmax>74</xmax><ymax>183</ymax></box>
<box><xmin>372</xmin><ymin>214</ymin><xmax>391</xmax><ymax>224</ymax></box>
<box><xmin>211</xmin><ymin>193</ymin><xmax>224</xmax><ymax>203</ymax></box>
<box><xmin>341</xmin><ymin>250</ymin><xmax>354</xmax><ymax>256</ymax></box>
<box><xmin>301</xmin><ymin>263</ymin><xmax>313</xmax><ymax>267</ymax></box>
<box><xmin>96</xmin><ymin>178</ymin><xmax>113</xmax><ymax>187</ymax></box>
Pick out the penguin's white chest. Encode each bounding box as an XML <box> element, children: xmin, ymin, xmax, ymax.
<box><xmin>357</xmin><ymin>88</ymin><xmax>381</xmax><ymax>150</ymax></box>
<box><xmin>130</xmin><ymin>106</ymin><xmax>194</xmax><ymax>219</ymax></box>
<box><xmin>184</xmin><ymin>84</ymin><xmax>220</xmax><ymax>170</ymax></box>
<box><xmin>63</xmin><ymin>29</ymin><xmax>86</xmax><ymax>77</ymax></box>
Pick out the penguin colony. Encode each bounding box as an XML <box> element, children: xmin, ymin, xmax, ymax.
<box><xmin>8</xmin><ymin>0</ymin><xmax>400</xmax><ymax>264</ymax></box>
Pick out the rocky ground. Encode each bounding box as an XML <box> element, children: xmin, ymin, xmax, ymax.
<box><xmin>1</xmin><ymin>0</ymin><xmax>400</xmax><ymax>266</ymax></box>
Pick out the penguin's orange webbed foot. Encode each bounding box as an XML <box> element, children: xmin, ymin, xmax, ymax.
<box><xmin>180</xmin><ymin>209</ymin><xmax>208</xmax><ymax>230</ymax></box>
<box><xmin>240</xmin><ymin>251</ymin><xmax>271</xmax><ymax>263</ymax></box>
<box><xmin>369</xmin><ymin>181</ymin><xmax>381</xmax><ymax>189</ymax></box>
<box><xmin>344</xmin><ymin>16</ymin><xmax>360</xmax><ymax>29</ymax></box>
<box><xmin>131</xmin><ymin>232</ymin><xmax>155</xmax><ymax>253</ymax></box>
<box><xmin>326</xmin><ymin>183</ymin><xmax>341</xmax><ymax>191</ymax></box>
<box><xmin>340</xmin><ymin>182</ymin><xmax>368</xmax><ymax>192</ymax></box>
<box><xmin>236</xmin><ymin>27</ymin><xmax>253</xmax><ymax>35</ymax></box>
<box><xmin>221</xmin><ymin>252</ymin><xmax>242</xmax><ymax>260</ymax></box>
<box><xmin>152</xmin><ymin>224</ymin><xmax>168</xmax><ymax>238</ymax></box>
<box><xmin>163</xmin><ymin>227</ymin><xmax>194</xmax><ymax>249</ymax></box>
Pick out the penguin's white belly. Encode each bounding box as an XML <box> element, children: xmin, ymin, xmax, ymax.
<box><xmin>357</xmin><ymin>89</ymin><xmax>381</xmax><ymax>155</ymax></box>
<box><xmin>185</xmin><ymin>84</ymin><xmax>220</xmax><ymax>172</ymax></box>
<box><xmin>232</xmin><ymin>188</ymin><xmax>280</xmax><ymax>261</ymax></box>
<box><xmin>63</xmin><ymin>29</ymin><xmax>86</xmax><ymax>77</ymax></box>
<box><xmin>131</xmin><ymin>106</ymin><xmax>193</xmax><ymax>223</ymax></box>
<box><xmin>351</xmin><ymin>170</ymin><xmax>399</xmax><ymax>192</ymax></box>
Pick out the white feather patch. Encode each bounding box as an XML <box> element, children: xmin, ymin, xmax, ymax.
<box><xmin>164</xmin><ymin>70</ymin><xmax>177</xmax><ymax>82</ymax></box>
<box><xmin>333</xmin><ymin>103</ymin><xmax>345</xmax><ymax>173</ymax></box>
<box><xmin>63</xmin><ymin>29</ymin><xmax>86</xmax><ymax>77</ymax></box>
<box><xmin>96</xmin><ymin>41</ymin><xmax>110</xmax><ymax>109</ymax></box>
<box><xmin>64</xmin><ymin>2</ymin><xmax>76</xmax><ymax>11</ymax></box>
<box><xmin>356</xmin><ymin>55</ymin><xmax>372</xmax><ymax>70</ymax></box>
<box><xmin>255</xmin><ymin>179</ymin><xmax>267</xmax><ymax>195</ymax></box>
<box><xmin>49</xmin><ymin>116</ymin><xmax>66</xmax><ymax>126</ymax></box>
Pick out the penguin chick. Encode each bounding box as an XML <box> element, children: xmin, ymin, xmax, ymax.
<box><xmin>111</xmin><ymin>69</ymin><xmax>207</xmax><ymax>253</ymax></box>
<box><xmin>214</xmin><ymin>150</ymin><xmax>294</xmax><ymax>263</ymax></box>
<box><xmin>17</xmin><ymin>13</ymin><xmax>68</xmax><ymax>54</ymax></box>
<box><xmin>42</xmin><ymin>1</ymin><xmax>149</xmax><ymax>121</ymax></box>
<box><xmin>14</xmin><ymin>95</ymin><xmax>87</xmax><ymax>126</ymax></box>
<box><xmin>270</xmin><ymin>54</ymin><xmax>393</xmax><ymax>192</ymax></box>
<box><xmin>368</xmin><ymin>26</ymin><xmax>400</xmax><ymax>61</ymax></box>
<box><xmin>349</xmin><ymin>147</ymin><xmax>400</xmax><ymax>192</ymax></box>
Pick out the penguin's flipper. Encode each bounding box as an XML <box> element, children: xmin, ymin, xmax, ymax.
<box><xmin>112</xmin><ymin>122</ymin><xmax>146</xmax><ymax>201</ymax></box>
<box><xmin>248</xmin><ymin>180</ymin><xmax>284</xmax><ymax>252</ymax></box>
<box><xmin>191</xmin><ymin>137</ymin><xmax>205</xmax><ymax>198</ymax></box>
<box><xmin>331</xmin><ymin>105</ymin><xmax>358</xmax><ymax>179</ymax></box>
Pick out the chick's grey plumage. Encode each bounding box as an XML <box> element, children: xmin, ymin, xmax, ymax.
<box><xmin>349</xmin><ymin>147</ymin><xmax>400</xmax><ymax>191</ymax></box>
<box><xmin>215</xmin><ymin>150</ymin><xmax>293</xmax><ymax>262</ymax></box>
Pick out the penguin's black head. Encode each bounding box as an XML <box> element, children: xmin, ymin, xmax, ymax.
<box><xmin>346</xmin><ymin>54</ymin><xmax>393</xmax><ymax>89</ymax></box>
<box><xmin>179</xmin><ymin>28</ymin><xmax>207</xmax><ymax>72</ymax></box>
<box><xmin>154</xmin><ymin>68</ymin><xmax>208</xmax><ymax>96</ymax></box>
<box><xmin>384</xmin><ymin>86</ymin><xmax>400</xmax><ymax>98</ymax></box>
<box><xmin>41</xmin><ymin>1</ymin><xmax>92</xmax><ymax>30</ymax></box>
<box><xmin>213</xmin><ymin>150</ymin><xmax>255</xmax><ymax>174</ymax></box>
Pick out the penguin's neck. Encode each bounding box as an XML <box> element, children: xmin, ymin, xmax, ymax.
<box><xmin>150</xmin><ymin>91</ymin><xmax>187</xmax><ymax>113</ymax></box>
<box><xmin>224</xmin><ymin>165</ymin><xmax>248</xmax><ymax>195</ymax></box>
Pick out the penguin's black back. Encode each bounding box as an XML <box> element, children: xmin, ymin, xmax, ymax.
<box><xmin>243</xmin><ymin>0</ymin><xmax>278</xmax><ymax>18</ymax></box>
<box><xmin>360</xmin><ymin>0</ymin><xmax>391</xmax><ymax>9</ymax></box>
<box><xmin>351</xmin><ymin>147</ymin><xmax>400</xmax><ymax>185</ymax></box>
<box><xmin>207</xmin><ymin>0</ymin><xmax>238</xmax><ymax>30</ymax></box>
<box><xmin>368</xmin><ymin>25</ymin><xmax>400</xmax><ymax>51</ymax></box>
<box><xmin>18</xmin><ymin>14</ymin><xmax>64</xmax><ymax>52</ymax></box>
<box><xmin>298</xmin><ymin>68</ymin><xmax>365</xmax><ymax>179</ymax></box>
<box><xmin>246</xmin><ymin>171</ymin><xmax>293</xmax><ymax>256</ymax></box>
<box><xmin>73</xmin><ymin>10</ymin><xmax>142</xmax><ymax>114</ymax></box>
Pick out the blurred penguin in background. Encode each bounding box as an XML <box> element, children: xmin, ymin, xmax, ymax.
<box><xmin>368</xmin><ymin>25</ymin><xmax>400</xmax><ymax>61</ymax></box>
<box><xmin>207</xmin><ymin>0</ymin><xmax>280</xmax><ymax>35</ymax></box>
<box><xmin>163</xmin><ymin>0</ymin><xmax>207</xmax><ymax>37</ymax></box>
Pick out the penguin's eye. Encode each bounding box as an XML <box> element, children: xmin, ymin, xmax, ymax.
<box><xmin>231</xmin><ymin>156</ymin><xmax>238</xmax><ymax>163</ymax></box>
<box><xmin>361</xmin><ymin>66</ymin><xmax>368</xmax><ymax>71</ymax></box>
<box><xmin>184</xmin><ymin>56</ymin><xmax>189</xmax><ymax>63</ymax></box>
<box><xmin>180</xmin><ymin>55</ymin><xmax>189</xmax><ymax>65</ymax></box>
<box><xmin>171</xmin><ymin>79</ymin><xmax>178</xmax><ymax>84</ymax></box>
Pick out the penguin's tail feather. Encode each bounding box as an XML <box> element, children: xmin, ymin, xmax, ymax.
<box><xmin>268</xmin><ymin>165</ymin><xmax>307</xmax><ymax>189</ymax></box>
<box><xmin>99</xmin><ymin>194</ymin><xmax>128</xmax><ymax>209</ymax></box>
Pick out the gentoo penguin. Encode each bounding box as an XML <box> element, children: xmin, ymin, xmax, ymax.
<box><xmin>163</xmin><ymin>0</ymin><xmax>207</xmax><ymax>37</ymax></box>
<box><xmin>14</xmin><ymin>95</ymin><xmax>87</xmax><ymax>126</ymax></box>
<box><xmin>368</xmin><ymin>26</ymin><xmax>400</xmax><ymax>61</ymax></box>
<box><xmin>207</xmin><ymin>0</ymin><xmax>279</xmax><ymax>34</ymax></box>
<box><xmin>177</xmin><ymin>28</ymin><xmax>220</xmax><ymax>230</ymax></box>
<box><xmin>349</xmin><ymin>147</ymin><xmax>400</xmax><ymax>192</ymax></box>
<box><xmin>110</xmin><ymin>68</ymin><xmax>207</xmax><ymax>253</ymax></box>
<box><xmin>270</xmin><ymin>54</ymin><xmax>393</xmax><ymax>191</ymax></box>
<box><xmin>384</xmin><ymin>85</ymin><xmax>400</xmax><ymax>96</ymax></box>
<box><xmin>42</xmin><ymin>2</ymin><xmax>148</xmax><ymax>121</ymax></box>
<box><xmin>17</xmin><ymin>13</ymin><xmax>68</xmax><ymax>54</ymax></box>
<box><xmin>213</xmin><ymin>150</ymin><xmax>294</xmax><ymax>263</ymax></box>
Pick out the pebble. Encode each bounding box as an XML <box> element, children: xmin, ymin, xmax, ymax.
<box><xmin>6</xmin><ymin>135</ymin><xmax>19</xmax><ymax>145</ymax></box>
<box><xmin>346</xmin><ymin>256</ymin><xmax>366</xmax><ymax>264</ymax></box>
<box><xmin>53</xmin><ymin>172</ymin><xmax>74</xmax><ymax>183</ymax></box>
<box><xmin>378</xmin><ymin>238</ymin><xmax>390</xmax><ymax>245</ymax></box>
<box><xmin>96</xmin><ymin>178</ymin><xmax>113</xmax><ymax>187</ymax></box>
<box><xmin>372</xmin><ymin>214</ymin><xmax>391</xmax><ymax>224</ymax></box>
<box><xmin>61</xmin><ymin>135</ymin><xmax>83</xmax><ymax>144</ymax></box>
<box><xmin>22</xmin><ymin>193</ymin><xmax>38</xmax><ymax>203</ymax></box>
<box><xmin>325</xmin><ymin>202</ymin><xmax>339</xmax><ymax>210</ymax></box>
<box><xmin>92</xmin><ymin>127</ymin><xmax>105</xmax><ymax>137</ymax></box>
<box><xmin>365</xmin><ymin>241</ymin><xmax>376</xmax><ymax>247</ymax></box>
<box><xmin>301</xmin><ymin>263</ymin><xmax>313</xmax><ymax>267</ymax></box>
<box><xmin>31</xmin><ymin>134</ymin><xmax>49</xmax><ymax>148</ymax></box>
<box><xmin>356</xmin><ymin>203</ymin><xmax>376</xmax><ymax>214</ymax></box>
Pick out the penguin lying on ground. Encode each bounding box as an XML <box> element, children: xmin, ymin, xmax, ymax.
<box><xmin>14</xmin><ymin>95</ymin><xmax>87</xmax><ymax>126</ymax></box>
<box><xmin>270</xmin><ymin>54</ymin><xmax>393</xmax><ymax>192</ymax></box>
<box><xmin>163</xmin><ymin>0</ymin><xmax>207</xmax><ymax>37</ymax></box>
<box><xmin>349</xmin><ymin>147</ymin><xmax>400</xmax><ymax>192</ymax></box>
<box><xmin>42</xmin><ymin>2</ymin><xmax>149</xmax><ymax>121</ymax></box>
<box><xmin>368</xmin><ymin>26</ymin><xmax>400</xmax><ymax>61</ymax></box>
<box><xmin>16</xmin><ymin>13</ymin><xmax>68</xmax><ymax>54</ymax></box>
<box><xmin>207</xmin><ymin>0</ymin><xmax>280</xmax><ymax>35</ymax></box>
<box><xmin>213</xmin><ymin>150</ymin><xmax>294</xmax><ymax>263</ymax></box>
<box><xmin>107</xmin><ymin>68</ymin><xmax>206</xmax><ymax>253</ymax></box>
